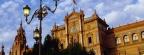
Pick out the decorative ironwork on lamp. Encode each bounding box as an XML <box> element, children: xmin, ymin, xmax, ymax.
<box><xmin>23</xmin><ymin>0</ymin><xmax>59</xmax><ymax>55</ymax></box>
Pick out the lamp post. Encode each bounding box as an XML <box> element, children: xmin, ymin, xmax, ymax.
<box><xmin>23</xmin><ymin>0</ymin><xmax>58</xmax><ymax>55</ymax></box>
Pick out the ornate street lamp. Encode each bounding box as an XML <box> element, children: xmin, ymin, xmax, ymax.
<box><xmin>23</xmin><ymin>0</ymin><xmax>59</xmax><ymax>55</ymax></box>
<box><xmin>33</xmin><ymin>26</ymin><xmax>40</xmax><ymax>43</ymax></box>
<box><xmin>23</xmin><ymin>5</ymin><xmax>30</xmax><ymax>19</ymax></box>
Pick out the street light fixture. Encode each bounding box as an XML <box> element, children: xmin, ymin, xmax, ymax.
<box><xmin>23</xmin><ymin>5</ymin><xmax>30</xmax><ymax>19</ymax></box>
<box><xmin>23</xmin><ymin>0</ymin><xmax>58</xmax><ymax>55</ymax></box>
<box><xmin>34</xmin><ymin>26</ymin><xmax>40</xmax><ymax>43</ymax></box>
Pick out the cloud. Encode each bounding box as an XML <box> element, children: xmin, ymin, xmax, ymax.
<box><xmin>14</xmin><ymin>0</ymin><xmax>24</xmax><ymax>3</ymax></box>
<box><xmin>95</xmin><ymin>0</ymin><xmax>144</xmax><ymax>27</ymax></box>
<box><xmin>124</xmin><ymin>0</ymin><xmax>144</xmax><ymax>18</ymax></box>
<box><xmin>105</xmin><ymin>11</ymin><xmax>129</xmax><ymax>27</ymax></box>
<box><xmin>0</xmin><ymin>0</ymin><xmax>20</xmax><ymax>18</ymax></box>
<box><xmin>0</xmin><ymin>1</ymin><xmax>24</xmax><ymax>54</ymax></box>
<box><xmin>59</xmin><ymin>0</ymin><xmax>72</xmax><ymax>8</ymax></box>
<box><xmin>95</xmin><ymin>3</ymin><xmax>105</xmax><ymax>11</ymax></box>
<box><xmin>0</xmin><ymin>1</ymin><xmax>19</xmax><ymax>12</ymax></box>
<box><xmin>1</xmin><ymin>1</ymin><xmax>14</xmax><ymax>9</ymax></box>
<box><xmin>0</xmin><ymin>29</ymin><xmax>16</xmax><ymax>42</ymax></box>
<box><xmin>30</xmin><ymin>0</ymin><xmax>36</xmax><ymax>5</ymax></box>
<box><xmin>55</xmin><ymin>0</ymin><xmax>73</xmax><ymax>15</ymax></box>
<box><xmin>0</xmin><ymin>27</ymin><xmax>16</xmax><ymax>55</ymax></box>
<box><xmin>0</xmin><ymin>0</ymin><xmax>144</xmax><ymax>55</ymax></box>
<box><xmin>84</xmin><ymin>8</ymin><xmax>94</xmax><ymax>17</ymax></box>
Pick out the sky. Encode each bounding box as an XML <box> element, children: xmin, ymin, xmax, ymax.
<box><xmin>0</xmin><ymin>0</ymin><xmax>144</xmax><ymax>55</ymax></box>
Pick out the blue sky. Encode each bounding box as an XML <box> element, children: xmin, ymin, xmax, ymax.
<box><xmin>0</xmin><ymin>0</ymin><xmax>144</xmax><ymax>55</ymax></box>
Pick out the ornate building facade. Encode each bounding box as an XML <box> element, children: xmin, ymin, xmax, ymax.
<box><xmin>107</xmin><ymin>20</ymin><xmax>144</xmax><ymax>55</ymax></box>
<box><xmin>51</xmin><ymin>9</ymin><xmax>144</xmax><ymax>55</ymax></box>
<box><xmin>9</xmin><ymin>21</ymin><xmax>31</xmax><ymax>55</ymax></box>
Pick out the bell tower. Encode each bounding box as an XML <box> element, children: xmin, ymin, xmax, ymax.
<box><xmin>15</xmin><ymin>19</ymin><xmax>26</xmax><ymax>46</ymax></box>
<box><xmin>9</xmin><ymin>19</ymin><xmax>28</xmax><ymax>55</ymax></box>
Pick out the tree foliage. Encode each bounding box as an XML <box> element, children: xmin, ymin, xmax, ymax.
<box><xmin>43</xmin><ymin>34</ymin><xmax>60</xmax><ymax>55</ymax></box>
<box><xmin>25</xmin><ymin>34</ymin><xmax>95</xmax><ymax>55</ymax></box>
<box><xmin>60</xmin><ymin>43</ymin><xmax>89</xmax><ymax>55</ymax></box>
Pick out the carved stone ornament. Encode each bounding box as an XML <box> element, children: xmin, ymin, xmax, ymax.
<box><xmin>139</xmin><ymin>46</ymin><xmax>144</xmax><ymax>50</ymax></box>
<box><xmin>118</xmin><ymin>50</ymin><xmax>126</xmax><ymax>54</ymax></box>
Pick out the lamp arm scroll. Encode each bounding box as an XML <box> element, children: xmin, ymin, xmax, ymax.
<box><xmin>43</xmin><ymin>6</ymin><xmax>55</xmax><ymax>13</ymax></box>
<box><xmin>26</xmin><ymin>9</ymin><xmax>39</xmax><ymax>24</ymax></box>
<box><xmin>43</xmin><ymin>1</ymin><xmax>58</xmax><ymax>13</ymax></box>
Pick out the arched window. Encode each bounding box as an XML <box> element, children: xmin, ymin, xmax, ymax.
<box><xmin>132</xmin><ymin>33</ymin><xmax>138</xmax><ymax>42</ymax></box>
<box><xmin>87</xmin><ymin>33</ymin><xmax>93</xmax><ymax>46</ymax></box>
<box><xmin>72</xmin><ymin>34</ymin><xmax>78</xmax><ymax>44</ymax></box>
<box><xmin>60</xmin><ymin>44</ymin><xmax>63</xmax><ymax>49</ymax></box>
<box><xmin>142</xmin><ymin>32</ymin><xmax>144</xmax><ymax>40</ymax></box>
<box><xmin>124</xmin><ymin>35</ymin><xmax>129</xmax><ymax>44</ymax></box>
<box><xmin>15</xmin><ymin>42</ymin><xmax>17</xmax><ymax>45</ymax></box>
<box><xmin>88</xmin><ymin>37</ymin><xmax>92</xmax><ymax>43</ymax></box>
<box><xmin>116</xmin><ymin>37</ymin><xmax>121</xmax><ymax>45</ymax></box>
<box><xmin>74</xmin><ymin>39</ymin><xmax>77</xmax><ymax>43</ymax></box>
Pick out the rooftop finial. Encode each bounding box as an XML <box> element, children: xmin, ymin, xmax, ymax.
<box><xmin>67</xmin><ymin>12</ymin><xmax>68</xmax><ymax>16</ymax></box>
<box><xmin>92</xmin><ymin>9</ymin><xmax>99</xmax><ymax>18</ymax></box>
<box><xmin>1</xmin><ymin>43</ymin><xmax>4</xmax><ymax>51</ymax></box>
<box><xmin>65</xmin><ymin>12</ymin><xmax>68</xmax><ymax>18</ymax></box>
<box><xmin>94</xmin><ymin>10</ymin><xmax>96</xmax><ymax>14</ymax></box>
<box><xmin>36</xmin><ymin>25</ymin><xmax>38</xmax><ymax>29</ymax></box>
<box><xmin>80</xmin><ymin>7</ymin><xmax>84</xmax><ymax>13</ymax></box>
<box><xmin>73</xmin><ymin>8</ymin><xmax>75</xmax><ymax>12</ymax></box>
<box><xmin>54</xmin><ymin>22</ymin><xmax>57</xmax><ymax>29</ymax></box>
<box><xmin>104</xmin><ymin>18</ymin><xmax>105</xmax><ymax>21</ymax></box>
<box><xmin>54</xmin><ymin>22</ymin><xmax>57</xmax><ymax>27</ymax></box>
<box><xmin>54</xmin><ymin>22</ymin><xmax>56</xmax><ymax>26</ymax></box>
<box><xmin>20</xmin><ymin>18</ymin><xmax>22</xmax><ymax>27</ymax></box>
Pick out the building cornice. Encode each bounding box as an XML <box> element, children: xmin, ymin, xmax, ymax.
<box><xmin>108</xmin><ymin>20</ymin><xmax>144</xmax><ymax>34</ymax></box>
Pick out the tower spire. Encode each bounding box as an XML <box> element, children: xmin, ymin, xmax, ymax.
<box><xmin>72</xmin><ymin>8</ymin><xmax>75</xmax><ymax>12</ymax></box>
<box><xmin>36</xmin><ymin>25</ymin><xmax>38</xmax><ymax>29</ymax></box>
<box><xmin>1</xmin><ymin>43</ymin><xmax>4</xmax><ymax>52</ymax></box>
<box><xmin>20</xmin><ymin>18</ymin><xmax>22</xmax><ymax>28</ymax></box>
<box><xmin>94</xmin><ymin>10</ymin><xmax>96</xmax><ymax>13</ymax></box>
<box><xmin>54</xmin><ymin>22</ymin><xmax>56</xmax><ymax>28</ymax></box>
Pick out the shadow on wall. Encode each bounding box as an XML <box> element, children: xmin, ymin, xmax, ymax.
<box><xmin>105</xmin><ymin>28</ymin><xmax>118</xmax><ymax>55</ymax></box>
